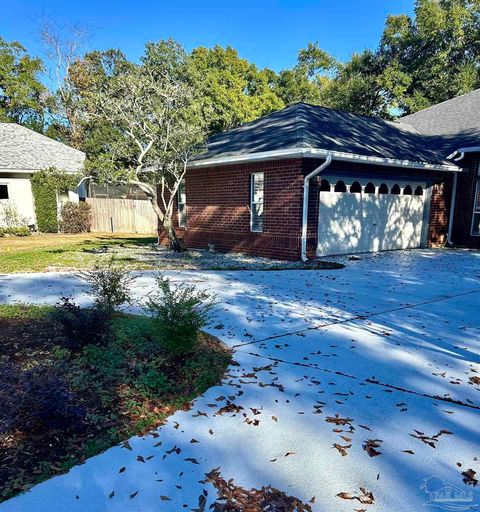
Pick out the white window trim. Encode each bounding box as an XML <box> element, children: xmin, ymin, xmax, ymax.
<box><xmin>177</xmin><ymin>179</ymin><xmax>187</xmax><ymax>229</ymax></box>
<box><xmin>471</xmin><ymin>179</ymin><xmax>480</xmax><ymax>237</ymax></box>
<box><xmin>250</xmin><ymin>172</ymin><xmax>264</xmax><ymax>233</ymax></box>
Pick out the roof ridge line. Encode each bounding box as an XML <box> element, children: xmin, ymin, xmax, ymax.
<box><xmin>294</xmin><ymin>103</ymin><xmax>310</xmax><ymax>148</ymax></box>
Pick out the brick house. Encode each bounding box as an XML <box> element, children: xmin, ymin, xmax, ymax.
<box><xmin>162</xmin><ymin>91</ymin><xmax>480</xmax><ymax>260</ymax></box>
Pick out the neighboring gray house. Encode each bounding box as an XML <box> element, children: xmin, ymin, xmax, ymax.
<box><xmin>0</xmin><ymin>123</ymin><xmax>85</xmax><ymax>227</ymax></box>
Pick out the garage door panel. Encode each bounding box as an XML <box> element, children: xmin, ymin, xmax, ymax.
<box><xmin>317</xmin><ymin>192</ymin><xmax>364</xmax><ymax>255</ymax></box>
<box><xmin>383</xmin><ymin>195</ymin><xmax>425</xmax><ymax>251</ymax></box>
<box><xmin>317</xmin><ymin>183</ymin><xmax>427</xmax><ymax>257</ymax></box>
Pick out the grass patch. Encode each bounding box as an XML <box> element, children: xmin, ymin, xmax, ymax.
<box><xmin>0</xmin><ymin>233</ymin><xmax>156</xmax><ymax>273</ymax></box>
<box><xmin>0</xmin><ymin>304</ymin><xmax>231</xmax><ymax>501</ymax></box>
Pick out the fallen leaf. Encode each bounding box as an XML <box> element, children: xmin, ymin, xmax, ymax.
<box><xmin>462</xmin><ymin>469</ymin><xmax>478</xmax><ymax>486</ymax></box>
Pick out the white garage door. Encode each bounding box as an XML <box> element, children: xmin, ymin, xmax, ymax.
<box><xmin>317</xmin><ymin>179</ymin><xmax>429</xmax><ymax>257</ymax></box>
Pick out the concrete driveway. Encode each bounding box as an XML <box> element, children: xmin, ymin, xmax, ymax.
<box><xmin>1</xmin><ymin>249</ymin><xmax>480</xmax><ymax>511</ymax></box>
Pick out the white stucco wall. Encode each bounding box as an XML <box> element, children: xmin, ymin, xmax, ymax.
<box><xmin>0</xmin><ymin>173</ymin><xmax>36</xmax><ymax>227</ymax></box>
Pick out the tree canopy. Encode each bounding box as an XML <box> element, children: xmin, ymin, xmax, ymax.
<box><xmin>0</xmin><ymin>37</ymin><xmax>49</xmax><ymax>130</ymax></box>
<box><xmin>2</xmin><ymin>0</ymin><xmax>480</xmax><ymax>150</ymax></box>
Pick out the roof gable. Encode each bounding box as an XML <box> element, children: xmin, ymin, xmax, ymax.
<box><xmin>0</xmin><ymin>123</ymin><xmax>85</xmax><ymax>173</ymax></box>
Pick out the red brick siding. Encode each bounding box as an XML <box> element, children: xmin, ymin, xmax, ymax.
<box><xmin>427</xmin><ymin>181</ymin><xmax>451</xmax><ymax>247</ymax></box>
<box><xmin>451</xmin><ymin>155</ymin><xmax>480</xmax><ymax>248</ymax></box>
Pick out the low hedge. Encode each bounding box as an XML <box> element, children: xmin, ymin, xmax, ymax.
<box><xmin>0</xmin><ymin>227</ymin><xmax>30</xmax><ymax>237</ymax></box>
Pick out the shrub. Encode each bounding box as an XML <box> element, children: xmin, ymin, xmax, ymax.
<box><xmin>31</xmin><ymin>167</ymin><xmax>80</xmax><ymax>233</ymax></box>
<box><xmin>59</xmin><ymin>201</ymin><xmax>92</xmax><ymax>233</ymax></box>
<box><xmin>0</xmin><ymin>202</ymin><xmax>28</xmax><ymax>228</ymax></box>
<box><xmin>0</xmin><ymin>360</ymin><xmax>85</xmax><ymax>434</ymax></box>
<box><xmin>135</xmin><ymin>361</ymin><xmax>172</xmax><ymax>397</ymax></box>
<box><xmin>31</xmin><ymin>174</ymin><xmax>59</xmax><ymax>232</ymax></box>
<box><xmin>0</xmin><ymin>226</ymin><xmax>30</xmax><ymax>237</ymax></box>
<box><xmin>78</xmin><ymin>259</ymin><xmax>134</xmax><ymax>315</ymax></box>
<box><xmin>145</xmin><ymin>274</ymin><xmax>215</xmax><ymax>356</ymax></box>
<box><xmin>51</xmin><ymin>297</ymin><xmax>111</xmax><ymax>350</ymax></box>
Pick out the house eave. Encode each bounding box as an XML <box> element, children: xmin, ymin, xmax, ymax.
<box><xmin>447</xmin><ymin>147</ymin><xmax>480</xmax><ymax>160</ymax></box>
<box><xmin>189</xmin><ymin>147</ymin><xmax>460</xmax><ymax>172</ymax></box>
<box><xmin>0</xmin><ymin>167</ymin><xmax>80</xmax><ymax>175</ymax></box>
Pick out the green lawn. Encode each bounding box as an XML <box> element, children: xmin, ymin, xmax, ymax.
<box><xmin>0</xmin><ymin>303</ymin><xmax>231</xmax><ymax>501</ymax></box>
<box><xmin>0</xmin><ymin>232</ymin><xmax>346</xmax><ymax>273</ymax></box>
<box><xmin>0</xmin><ymin>233</ymin><xmax>157</xmax><ymax>273</ymax></box>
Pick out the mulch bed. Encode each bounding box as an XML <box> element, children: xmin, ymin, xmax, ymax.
<box><xmin>0</xmin><ymin>306</ymin><xmax>231</xmax><ymax>502</ymax></box>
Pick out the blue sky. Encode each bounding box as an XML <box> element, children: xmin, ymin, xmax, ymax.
<box><xmin>1</xmin><ymin>0</ymin><xmax>414</xmax><ymax>72</ymax></box>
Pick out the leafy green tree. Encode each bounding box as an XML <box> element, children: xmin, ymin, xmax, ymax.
<box><xmin>274</xmin><ymin>42</ymin><xmax>336</xmax><ymax>105</ymax></box>
<box><xmin>67</xmin><ymin>49</ymin><xmax>133</xmax><ymax>169</ymax></box>
<box><xmin>0</xmin><ymin>37</ymin><xmax>49</xmax><ymax>130</ymax></box>
<box><xmin>380</xmin><ymin>0</ymin><xmax>480</xmax><ymax>114</ymax></box>
<box><xmin>187</xmin><ymin>45</ymin><xmax>284</xmax><ymax>133</ymax></box>
<box><xmin>277</xmin><ymin>1</ymin><xmax>479</xmax><ymax>117</ymax></box>
<box><xmin>83</xmin><ymin>50</ymin><xmax>207</xmax><ymax>250</ymax></box>
<box><xmin>319</xmin><ymin>50</ymin><xmax>400</xmax><ymax>118</ymax></box>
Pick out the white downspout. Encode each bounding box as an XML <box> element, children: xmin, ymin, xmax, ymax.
<box><xmin>301</xmin><ymin>153</ymin><xmax>333</xmax><ymax>261</ymax></box>
<box><xmin>447</xmin><ymin>152</ymin><xmax>463</xmax><ymax>245</ymax></box>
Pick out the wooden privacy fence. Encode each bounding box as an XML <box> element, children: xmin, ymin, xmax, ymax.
<box><xmin>86</xmin><ymin>198</ymin><xmax>158</xmax><ymax>234</ymax></box>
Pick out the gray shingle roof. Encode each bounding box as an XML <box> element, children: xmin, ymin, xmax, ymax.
<box><xmin>401</xmin><ymin>89</ymin><xmax>480</xmax><ymax>137</ymax></box>
<box><xmin>401</xmin><ymin>89</ymin><xmax>480</xmax><ymax>156</ymax></box>
<box><xmin>0</xmin><ymin>123</ymin><xmax>85</xmax><ymax>173</ymax></box>
<box><xmin>199</xmin><ymin>103</ymin><xmax>453</xmax><ymax>166</ymax></box>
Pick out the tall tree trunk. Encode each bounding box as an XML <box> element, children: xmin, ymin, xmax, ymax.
<box><xmin>130</xmin><ymin>178</ymin><xmax>185</xmax><ymax>252</ymax></box>
<box><xmin>163</xmin><ymin>215</ymin><xmax>184</xmax><ymax>252</ymax></box>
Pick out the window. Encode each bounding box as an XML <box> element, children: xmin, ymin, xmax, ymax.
<box><xmin>350</xmin><ymin>181</ymin><xmax>361</xmax><ymax>193</ymax></box>
<box><xmin>391</xmin><ymin>184</ymin><xmax>401</xmax><ymax>195</ymax></box>
<box><xmin>0</xmin><ymin>184</ymin><xmax>8</xmax><ymax>200</ymax></box>
<box><xmin>472</xmin><ymin>180</ymin><xmax>480</xmax><ymax>236</ymax></box>
<box><xmin>379</xmin><ymin>183</ymin><xmax>389</xmax><ymax>194</ymax></box>
<box><xmin>177</xmin><ymin>179</ymin><xmax>187</xmax><ymax>228</ymax></box>
<box><xmin>320</xmin><ymin>179</ymin><xmax>331</xmax><ymax>191</ymax></box>
<box><xmin>364</xmin><ymin>182</ymin><xmax>375</xmax><ymax>194</ymax></box>
<box><xmin>334</xmin><ymin>180</ymin><xmax>346</xmax><ymax>192</ymax></box>
<box><xmin>403</xmin><ymin>185</ymin><xmax>412</xmax><ymax>195</ymax></box>
<box><xmin>250</xmin><ymin>172</ymin><xmax>264</xmax><ymax>232</ymax></box>
<box><xmin>414</xmin><ymin>186</ymin><xmax>424</xmax><ymax>196</ymax></box>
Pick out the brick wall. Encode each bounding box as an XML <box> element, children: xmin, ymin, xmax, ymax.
<box><xmin>159</xmin><ymin>159</ymin><xmax>305</xmax><ymax>260</ymax></box>
<box><xmin>451</xmin><ymin>154</ymin><xmax>480</xmax><ymax>248</ymax></box>
<box><xmin>427</xmin><ymin>180</ymin><xmax>451</xmax><ymax>247</ymax></box>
